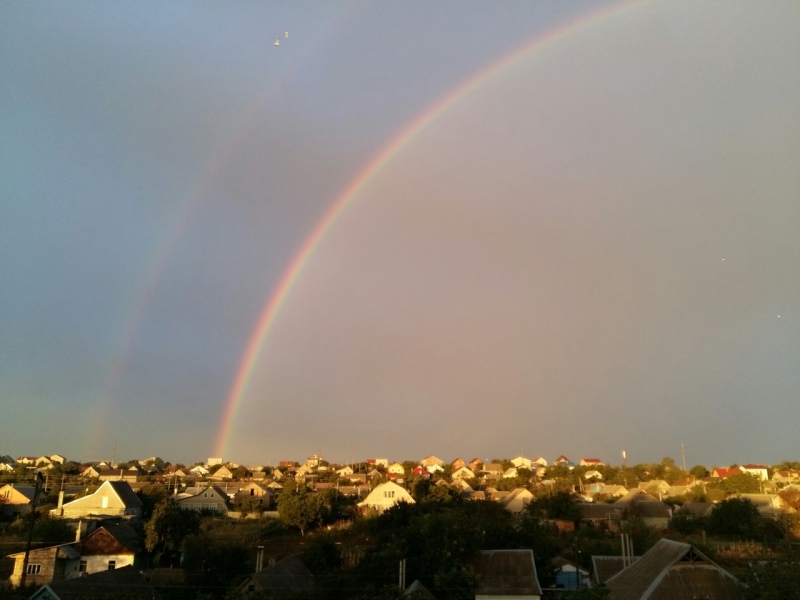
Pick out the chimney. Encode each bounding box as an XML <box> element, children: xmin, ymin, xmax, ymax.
<box><xmin>75</xmin><ymin>520</ymin><xmax>83</xmax><ymax>542</ymax></box>
<box><xmin>57</xmin><ymin>490</ymin><xmax>64</xmax><ymax>514</ymax></box>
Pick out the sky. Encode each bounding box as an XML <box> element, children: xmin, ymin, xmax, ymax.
<box><xmin>2</xmin><ymin>1</ymin><xmax>799</xmax><ymax>468</ymax></box>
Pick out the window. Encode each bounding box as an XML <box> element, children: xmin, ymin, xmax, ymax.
<box><xmin>203</xmin><ymin>493</ymin><xmax>207</xmax><ymax>497</ymax></box>
<box><xmin>26</xmin><ymin>564</ymin><xmax>42</xmax><ymax>575</ymax></box>
<box><xmin>108</xmin><ymin>561</ymin><xmax>116</xmax><ymax>571</ymax></box>
<box><xmin>79</xmin><ymin>560</ymin><xmax>87</xmax><ymax>573</ymax></box>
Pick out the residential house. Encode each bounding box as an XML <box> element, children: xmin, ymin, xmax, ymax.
<box><xmin>403</xmin><ymin>580</ymin><xmax>436</xmax><ymax>599</ymax></box>
<box><xmin>305</xmin><ymin>455</ymin><xmax>322</xmax><ymax>468</ymax></box>
<box><xmin>451</xmin><ymin>458</ymin><xmax>466</xmax><ymax>471</ymax></box>
<box><xmin>36</xmin><ymin>456</ymin><xmax>54</xmax><ymax>468</ymax></box>
<box><xmin>234</xmin><ymin>482</ymin><xmax>272</xmax><ymax>510</ymax></box>
<box><xmin>499</xmin><ymin>488</ymin><xmax>534</xmax><ymax>514</ymax></box>
<box><xmin>211</xmin><ymin>465</ymin><xmax>234</xmax><ymax>480</ymax></box>
<box><xmin>336</xmin><ymin>465</ymin><xmax>354</xmax><ymax>477</ymax></box>
<box><xmin>0</xmin><ymin>462</ymin><xmax>14</xmax><ymax>472</ymax></box>
<box><xmin>773</xmin><ymin>469</ymin><xmax>800</xmax><ymax>484</ymax></box>
<box><xmin>240</xmin><ymin>554</ymin><xmax>315</xmax><ymax>597</ymax></box>
<box><xmin>503</xmin><ymin>467</ymin><xmax>519</xmax><ymax>479</ymax></box>
<box><xmin>426</xmin><ymin>464</ymin><xmax>444</xmax><ymax>475</ymax></box>
<box><xmin>637</xmin><ymin>479</ymin><xmax>670</xmax><ymax>495</ymax></box>
<box><xmin>469</xmin><ymin>458</ymin><xmax>484</xmax><ymax>472</ymax></box>
<box><xmin>0</xmin><ymin>484</ymin><xmax>36</xmax><ymax>516</ymax></box>
<box><xmin>80</xmin><ymin>466</ymin><xmax>100</xmax><ymax>479</ymax></box>
<box><xmin>554</xmin><ymin>455</ymin><xmax>571</xmax><ymax>466</ymax></box>
<box><xmin>679</xmin><ymin>502</ymin><xmax>715</xmax><ymax>518</ymax></box>
<box><xmin>78</xmin><ymin>523</ymin><xmax>143</xmax><ymax>574</ymax></box>
<box><xmin>177</xmin><ymin>484</ymin><xmax>232</xmax><ymax>513</ymax></box>
<box><xmin>482</xmin><ymin>463</ymin><xmax>504</xmax><ymax>476</ymax></box>
<box><xmin>583</xmin><ymin>470</ymin><xmax>603</xmax><ymax>481</ymax></box>
<box><xmin>511</xmin><ymin>456</ymin><xmax>532</xmax><ymax>469</ymax></box>
<box><xmin>367</xmin><ymin>458</ymin><xmax>389</xmax><ymax>468</ymax></box>
<box><xmin>473</xmin><ymin>549</ymin><xmax>542</xmax><ymax>599</ymax></box>
<box><xmin>591</xmin><ymin>556</ymin><xmax>640</xmax><ymax>585</ymax></box>
<box><xmin>580</xmin><ymin>458</ymin><xmax>604</xmax><ymax>468</ymax></box>
<box><xmin>411</xmin><ymin>466</ymin><xmax>430</xmax><ymax>479</ymax></box>
<box><xmin>595</xmin><ymin>484</ymin><xmax>629</xmax><ymax>498</ymax></box>
<box><xmin>531</xmin><ymin>457</ymin><xmax>548</xmax><ymax>468</ymax></box>
<box><xmin>388</xmin><ymin>462</ymin><xmax>406</xmax><ymax>476</ymax></box>
<box><xmin>29</xmin><ymin>565</ymin><xmax>157</xmax><ymax>600</ymax></box>
<box><xmin>452</xmin><ymin>466</ymin><xmax>475</xmax><ymax>481</ymax></box>
<box><xmin>52</xmin><ymin>481</ymin><xmax>143</xmax><ymax>519</ymax></box>
<box><xmin>577</xmin><ymin>503</ymin><xmax>618</xmax><ymax>531</ymax></box>
<box><xmin>97</xmin><ymin>467</ymin><xmax>140</xmax><ymax>483</ymax></box>
<box><xmin>50</xmin><ymin>454</ymin><xmax>66</xmax><ymax>465</ymax></box>
<box><xmin>358</xmin><ymin>481</ymin><xmax>415</xmax><ymax>514</ymax></box>
<box><xmin>612</xmin><ymin>490</ymin><xmax>672</xmax><ymax>529</ymax></box>
<box><xmin>605</xmin><ymin>538</ymin><xmax>742</xmax><ymax>599</ymax></box>
<box><xmin>8</xmin><ymin>542</ymin><xmax>82</xmax><ymax>588</ymax></box>
<box><xmin>420</xmin><ymin>455</ymin><xmax>444</xmax><ymax>469</ymax></box>
<box><xmin>552</xmin><ymin>557</ymin><xmax>590</xmax><ymax>590</ymax></box>
<box><xmin>711</xmin><ymin>467</ymin><xmax>742</xmax><ymax>479</ymax></box>
<box><xmin>17</xmin><ymin>456</ymin><xmax>39</xmax><ymax>466</ymax></box>
<box><xmin>740</xmin><ymin>464</ymin><xmax>769</xmax><ymax>481</ymax></box>
<box><xmin>738</xmin><ymin>494</ymin><xmax>783</xmax><ymax>518</ymax></box>
<box><xmin>190</xmin><ymin>464</ymin><xmax>210</xmax><ymax>476</ymax></box>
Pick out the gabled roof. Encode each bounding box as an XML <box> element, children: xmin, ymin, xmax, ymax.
<box><xmin>474</xmin><ymin>549</ymin><xmax>542</xmax><ymax>596</ymax></box>
<box><xmin>592</xmin><ymin>555</ymin><xmax>640</xmax><ymax>584</ymax></box>
<box><xmin>106</xmin><ymin>480</ymin><xmax>144</xmax><ymax>507</ymax></box>
<box><xmin>605</xmin><ymin>539</ymin><xmax>742</xmax><ymax>600</ymax></box>
<box><xmin>31</xmin><ymin>565</ymin><xmax>156</xmax><ymax>600</ymax></box>
<box><xmin>0</xmin><ymin>484</ymin><xmax>35</xmax><ymax>501</ymax></box>
<box><xmin>249</xmin><ymin>554</ymin><xmax>316</xmax><ymax>592</ymax></box>
<box><xmin>82</xmin><ymin>523</ymin><xmax>143</xmax><ymax>554</ymax></box>
<box><xmin>404</xmin><ymin>579</ymin><xmax>436</xmax><ymax>599</ymax></box>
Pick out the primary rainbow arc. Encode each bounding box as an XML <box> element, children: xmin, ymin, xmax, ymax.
<box><xmin>214</xmin><ymin>0</ymin><xmax>645</xmax><ymax>458</ymax></box>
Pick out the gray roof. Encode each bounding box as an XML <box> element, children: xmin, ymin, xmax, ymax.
<box><xmin>5</xmin><ymin>484</ymin><xmax>36</xmax><ymax>501</ymax></box>
<box><xmin>578</xmin><ymin>503</ymin><xmax>616</xmax><ymax>520</ymax></box>
<box><xmin>591</xmin><ymin>555</ymin><xmax>640</xmax><ymax>584</ymax></box>
<box><xmin>678</xmin><ymin>502</ymin><xmax>714</xmax><ymax>517</ymax></box>
<box><xmin>404</xmin><ymin>579</ymin><xmax>437</xmax><ymax>599</ymax></box>
<box><xmin>34</xmin><ymin>565</ymin><xmax>156</xmax><ymax>600</ymax></box>
<box><xmin>473</xmin><ymin>549</ymin><xmax>542</xmax><ymax>596</ymax></box>
<box><xmin>107</xmin><ymin>480</ymin><xmax>144</xmax><ymax>507</ymax></box>
<box><xmin>249</xmin><ymin>554</ymin><xmax>316</xmax><ymax>592</ymax></box>
<box><xmin>605</xmin><ymin>539</ymin><xmax>742</xmax><ymax>600</ymax></box>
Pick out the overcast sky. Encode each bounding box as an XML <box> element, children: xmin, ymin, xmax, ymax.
<box><xmin>2</xmin><ymin>1</ymin><xmax>798</xmax><ymax>467</ymax></box>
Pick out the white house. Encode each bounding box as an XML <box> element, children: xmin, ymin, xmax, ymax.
<box><xmin>452</xmin><ymin>466</ymin><xmax>475</xmax><ymax>481</ymax></box>
<box><xmin>511</xmin><ymin>456</ymin><xmax>532</xmax><ymax>469</ymax></box>
<box><xmin>358</xmin><ymin>481</ymin><xmax>414</xmax><ymax>514</ymax></box>
<box><xmin>51</xmin><ymin>481</ymin><xmax>143</xmax><ymax>519</ymax></box>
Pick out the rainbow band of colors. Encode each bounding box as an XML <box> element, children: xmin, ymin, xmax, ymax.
<box><xmin>214</xmin><ymin>0</ymin><xmax>644</xmax><ymax>457</ymax></box>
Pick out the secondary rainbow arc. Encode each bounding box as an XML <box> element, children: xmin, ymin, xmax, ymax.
<box><xmin>213</xmin><ymin>0</ymin><xmax>646</xmax><ymax>458</ymax></box>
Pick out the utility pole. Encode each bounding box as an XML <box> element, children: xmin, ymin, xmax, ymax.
<box><xmin>681</xmin><ymin>441</ymin><xmax>687</xmax><ymax>473</ymax></box>
<box><xmin>20</xmin><ymin>472</ymin><xmax>45</xmax><ymax>587</ymax></box>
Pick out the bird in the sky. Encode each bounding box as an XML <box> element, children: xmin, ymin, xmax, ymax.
<box><xmin>274</xmin><ymin>38</ymin><xmax>280</xmax><ymax>46</ymax></box>
<box><xmin>285</xmin><ymin>31</ymin><xmax>290</xmax><ymax>38</ymax></box>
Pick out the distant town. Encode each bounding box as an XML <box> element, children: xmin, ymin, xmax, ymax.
<box><xmin>1</xmin><ymin>451</ymin><xmax>799</xmax><ymax>599</ymax></box>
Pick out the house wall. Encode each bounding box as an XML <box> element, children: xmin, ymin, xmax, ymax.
<box><xmin>9</xmin><ymin>551</ymin><xmax>79</xmax><ymax>587</ymax></box>
<box><xmin>83</xmin><ymin>553</ymin><xmax>135</xmax><ymax>574</ymax></box>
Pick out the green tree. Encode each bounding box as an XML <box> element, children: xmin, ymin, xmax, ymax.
<box><xmin>145</xmin><ymin>498</ymin><xmax>200</xmax><ymax>552</ymax></box>
<box><xmin>689</xmin><ymin>465</ymin><xmax>708</xmax><ymax>479</ymax></box>
<box><xmin>528</xmin><ymin>491</ymin><xmax>580</xmax><ymax>522</ymax></box>
<box><xmin>277</xmin><ymin>483</ymin><xmax>327</xmax><ymax>536</ymax></box>
<box><xmin>707</xmin><ymin>497</ymin><xmax>761</xmax><ymax>539</ymax></box>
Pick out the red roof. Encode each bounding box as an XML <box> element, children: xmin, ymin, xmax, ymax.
<box><xmin>742</xmin><ymin>464</ymin><xmax>767</xmax><ymax>470</ymax></box>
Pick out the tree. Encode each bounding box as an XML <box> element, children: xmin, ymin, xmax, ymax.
<box><xmin>277</xmin><ymin>483</ymin><xmax>327</xmax><ymax>536</ymax></box>
<box><xmin>145</xmin><ymin>498</ymin><xmax>200</xmax><ymax>552</ymax></box>
<box><xmin>707</xmin><ymin>497</ymin><xmax>761</xmax><ymax>539</ymax></box>
<box><xmin>689</xmin><ymin>465</ymin><xmax>708</xmax><ymax>479</ymax></box>
<box><xmin>528</xmin><ymin>491</ymin><xmax>580</xmax><ymax>522</ymax></box>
